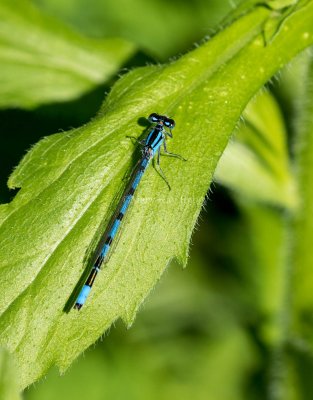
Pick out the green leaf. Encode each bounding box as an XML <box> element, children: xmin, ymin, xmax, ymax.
<box><xmin>1</xmin><ymin>0</ymin><xmax>313</xmax><ymax>389</ymax></box>
<box><xmin>291</xmin><ymin>54</ymin><xmax>313</xmax><ymax>342</ymax></box>
<box><xmin>0</xmin><ymin>0</ymin><xmax>135</xmax><ymax>109</ymax></box>
<box><xmin>215</xmin><ymin>90</ymin><xmax>297</xmax><ymax>209</ymax></box>
<box><xmin>0</xmin><ymin>348</ymin><xmax>21</xmax><ymax>400</ymax></box>
<box><xmin>33</xmin><ymin>0</ymin><xmax>237</xmax><ymax>60</ymax></box>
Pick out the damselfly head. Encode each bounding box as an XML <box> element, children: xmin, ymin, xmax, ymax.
<box><xmin>148</xmin><ymin>113</ymin><xmax>175</xmax><ymax>129</ymax></box>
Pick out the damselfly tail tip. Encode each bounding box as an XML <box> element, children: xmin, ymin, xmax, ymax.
<box><xmin>74</xmin><ymin>303</ymin><xmax>83</xmax><ymax>310</ymax></box>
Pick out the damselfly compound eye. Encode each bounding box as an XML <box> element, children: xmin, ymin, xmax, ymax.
<box><xmin>148</xmin><ymin>113</ymin><xmax>160</xmax><ymax>123</ymax></box>
<box><xmin>164</xmin><ymin>118</ymin><xmax>175</xmax><ymax>129</ymax></box>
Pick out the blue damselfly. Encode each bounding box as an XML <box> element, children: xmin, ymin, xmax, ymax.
<box><xmin>74</xmin><ymin>113</ymin><xmax>185</xmax><ymax>310</ymax></box>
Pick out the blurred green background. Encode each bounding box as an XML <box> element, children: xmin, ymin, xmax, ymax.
<box><xmin>0</xmin><ymin>0</ymin><xmax>310</xmax><ymax>399</ymax></box>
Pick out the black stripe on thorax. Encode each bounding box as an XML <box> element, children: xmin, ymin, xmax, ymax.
<box><xmin>146</xmin><ymin>127</ymin><xmax>162</xmax><ymax>147</ymax></box>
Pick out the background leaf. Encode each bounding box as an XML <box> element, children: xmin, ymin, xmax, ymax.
<box><xmin>0</xmin><ymin>0</ymin><xmax>135</xmax><ymax>109</ymax></box>
<box><xmin>215</xmin><ymin>90</ymin><xmax>297</xmax><ymax>208</ymax></box>
<box><xmin>32</xmin><ymin>0</ymin><xmax>240</xmax><ymax>60</ymax></box>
